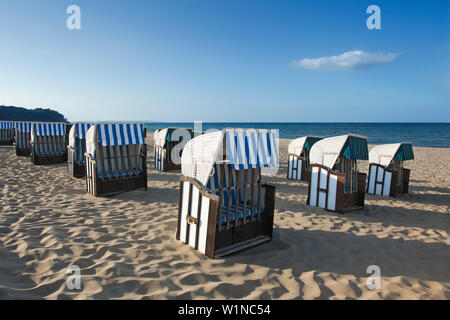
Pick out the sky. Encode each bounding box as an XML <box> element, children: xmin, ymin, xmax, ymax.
<box><xmin>0</xmin><ymin>0</ymin><xmax>448</xmax><ymax>122</ymax></box>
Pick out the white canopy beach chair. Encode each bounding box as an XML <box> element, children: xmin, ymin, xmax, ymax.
<box><xmin>0</xmin><ymin>121</ymin><xmax>15</xmax><ymax>145</ymax></box>
<box><xmin>15</xmin><ymin>122</ymin><xmax>34</xmax><ymax>156</ymax></box>
<box><xmin>367</xmin><ymin>143</ymin><xmax>414</xmax><ymax>197</ymax></box>
<box><xmin>153</xmin><ymin>127</ymin><xmax>194</xmax><ymax>171</ymax></box>
<box><xmin>30</xmin><ymin>122</ymin><xmax>67</xmax><ymax>165</ymax></box>
<box><xmin>176</xmin><ymin>128</ymin><xmax>278</xmax><ymax>259</ymax></box>
<box><xmin>287</xmin><ymin>136</ymin><xmax>323</xmax><ymax>181</ymax></box>
<box><xmin>85</xmin><ymin>123</ymin><xmax>147</xmax><ymax>196</ymax></box>
<box><xmin>307</xmin><ymin>134</ymin><xmax>368</xmax><ymax>213</ymax></box>
<box><xmin>67</xmin><ymin>123</ymin><xmax>94</xmax><ymax>178</ymax></box>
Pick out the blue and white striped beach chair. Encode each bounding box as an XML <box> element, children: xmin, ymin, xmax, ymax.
<box><xmin>0</xmin><ymin>121</ymin><xmax>15</xmax><ymax>145</ymax></box>
<box><xmin>15</xmin><ymin>122</ymin><xmax>34</xmax><ymax>156</ymax></box>
<box><xmin>176</xmin><ymin>128</ymin><xmax>278</xmax><ymax>259</ymax></box>
<box><xmin>85</xmin><ymin>123</ymin><xmax>147</xmax><ymax>196</ymax></box>
<box><xmin>67</xmin><ymin>122</ymin><xmax>94</xmax><ymax>178</ymax></box>
<box><xmin>30</xmin><ymin>122</ymin><xmax>67</xmax><ymax>165</ymax></box>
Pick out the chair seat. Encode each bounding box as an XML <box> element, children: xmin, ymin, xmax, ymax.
<box><xmin>220</xmin><ymin>203</ymin><xmax>263</xmax><ymax>224</ymax></box>
<box><xmin>35</xmin><ymin>152</ymin><xmax>65</xmax><ymax>156</ymax></box>
<box><xmin>96</xmin><ymin>169</ymin><xmax>143</xmax><ymax>179</ymax></box>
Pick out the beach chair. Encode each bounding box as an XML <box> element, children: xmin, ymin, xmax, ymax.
<box><xmin>15</xmin><ymin>122</ymin><xmax>34</xmax><ymax>156</ymax></box>
<box><xmin>67</xmin><ymin>123</ymin><xmax>94</xmax><ymax>178</ymax></box>
<box><xmin>367</xmin><ymin>143</ymin><xmax>414</xmax><ymax>197</ymax></box>
<box><xmin>307</xmin><ymin>134</ymin><xmax>368</xmax><ymax>213</ymax></box>
<box><xmin>287</xmin><ymin>136</ymin><xmax>323</xmax><ymax>181</ymax></box>
<box><xmin>154</xmin><ymin>127</ymin><xmax>194</xmax><ymax>171</ymax></box>
<box><xmin>0</xmin><ymin>121</ymin><xmax>15</xmax><ymax>145</ymax></box>
<box><xmin>30</xmin><ymin>122</ymin><xmax>67</xmax><ymax>165</ymax></box>
<box><xmin>85</xmin><ymin>123</ymin><xmax>147</xmax><ymax>197</ymax></box>
<box><xmin>176</xmin><ymin>129</ymin><xmax>278</xmax><ymax>259</ymax></box>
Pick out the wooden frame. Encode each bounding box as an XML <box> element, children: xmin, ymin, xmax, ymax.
<box><xmin>307</xmin><ymin>163</ymin><xmax>366</xmax><ymax>213</ymax></box>
<box><xmin>287</xmin><ymin>153</ymin><xmax>309</xmax><ymax>181</ymax></box>
<box><xmin>154</xmin><ymin>144</ymin><xmax>181</xmax><ymax>171</ymax></box>
<box><xmin>0</xmin><ymin>128</ymin><xmax>14</xmax><ymax>145</ymax></box>
<box><xmin>367</xmin><ymin>163</ymin><xmax>410</xmax><ymax>197</ymax></box>
<box><xmin>85</xmin><ymin>144</ymin><xmax>148</xmax><ymax>197</ymax></box>
<box><xmin>176</xmin><ymin>167</ymin><xmax>276</xmax><ymax>259</ymax></box>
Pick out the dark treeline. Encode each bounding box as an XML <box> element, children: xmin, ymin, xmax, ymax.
<box><xmin>0</xmin><ymin>105</ymin><xmax>68</xmax><ymax>122</ymax></box>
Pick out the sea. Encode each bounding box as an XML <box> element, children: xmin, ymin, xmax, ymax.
<box><xmin>144</xmin><ymin>122</ymin><xmax>450</xmax><ymax>148</ymax></box>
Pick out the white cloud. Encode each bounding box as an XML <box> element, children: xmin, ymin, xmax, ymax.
<box><xmin>291</xmin><ymin>50</ymin><xmax>398</xmax><ymax>71</ymax></box>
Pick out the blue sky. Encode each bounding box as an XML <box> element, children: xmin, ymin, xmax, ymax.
<box><xmin>0</xmin><ymin>0</ymin><xmax>448</xmax><ymax>122</ymax></box>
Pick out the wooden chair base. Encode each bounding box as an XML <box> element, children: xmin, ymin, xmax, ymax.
<box><xmin>367</xmin><ymin>164</ymin><xmax>411</xmax><ymax>197</ymax></box>
<box><xmin>16</xmin><ymin>148</ymin><xmax>31</xmax><ymax>157</ymax></box>
<box><xmin>214</xmin><ymin>235</ymin><xmax>272</xmax><ymax>258</ymax></box>
<box><xmin>307</xmin><ymin>164</ymin><xmax>366</xmax><ymax>213</ymax></box>
<box><xmin>87</xmin><ymin>175</ymin><xmax>147</xmax><ymax>197</ymax></box>
<box><xmin>32</xmin><ymin>153</ymin><xmax>68</xmax><ymax>165</ymax></box>
<box><xmin>0</xmin><ymin>140</ymin><xmax>14</xmax><ymax>145</ymax></box>
<box><xmin>177</xmin><ymin>176</ymin><xmax>276</xmax><ymax>259</ymax></box>
<box><xmin>68</xmin><ymin>163</ymin><xmax>86</xmax><ymax>178</ymax></box>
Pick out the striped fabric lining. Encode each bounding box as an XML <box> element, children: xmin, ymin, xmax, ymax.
<box><xmin>304</xmin><ymin>136</ymin><xmax>323</xmax><ymax>151</ymax></box>
<box><xmin>16</xmin><ymin>122</ymin><xmax>33</xmax><ymax>133</ymax></box>
<box><xmin>33</xmin><ymin>136</ymin><xmax>66</xmax><ymax>155</ymax></box>
<box><xmin>0</xmin><ymin>121</ymin><xmax>14</xmax><ymax>129</ymax></box>
<box><xmin>341</xmin><ymin>135</ymin><xmax>369</xmax><ymax>161</ymax></box>
<box><xmin>74</xmin><ymin>139</ymin><xmax>87</xmax><ymax>164</ymax></box>
<box><xmin>94</xmin><ymin>145</ymin><xmax>144</xmax><ymax>179</ymax></box>
<box><xmin>97</xmin><ymin>123</ymin><xmax>145</xmax><ymax>147</ymax></box>
<box><xmin>72</xmin><ymin>123</ymin><xmax>93</xmax><ymax>164</ymax></box>
<box><xmin>225</xmin><ymin>130</ymin><xmax>279</xmax><ymax>171</ymax></box>
<box><xmin>75</xmin><ymin>123</ymin><xmax>93</xmax><ymax>140</ymax></box>
<box><xmin>206</xmin><ymin>164</ymin><xmax>263</xmax><ymax>224</ymax></box>
<box><xmin>32</xmin><ymin>123</ymin><xmax>66</xmax><ymax>136</ymax></box>
<box><xmin>396</xmin><ymin>143</ymin><xmax>414</xmax><ymax>161</ymax></box>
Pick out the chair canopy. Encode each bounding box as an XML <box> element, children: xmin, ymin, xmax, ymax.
<box><xmin>0</xmin><ymin>121</ymin><xmax>14</xmax><ymax>129</ymax></box>
<box><xmin>288</xmin><ymin>136</ymin><xmax>323</xmax><ymax>156</ymax></box>
<box><xmin>31</xmin><ymin>122</ymin><xmax>66</xmax><ymax>141</ymax></box>
<box><xmin>181</xmin><ymin>128</ymin><xmax>279</xmax><ymax>186</ymax></box>
<box><xmin>369</xmin><ymin>143</ymin><xmax>414</xmax><ymax>167</ymax></box>
<box><xmin>86</xmin><ymin>123</ymin><xmax>145</xmax><ymax>156</ymax></box>
<box><xmin>310</xmin><ymin>134</ymin><xmax>368</xmax><ymax>170</ymax></box>
<box><xmin>154</xmin><ymin>127</ymin><xmax>193</xmax><ymax>148</ymax></box>
<box><xmin>15</xmin><ymin>122</ymin><xmax>34</xmax><ymax>133</ymax></box>
<box><xmin>69</xmin><ymin>123</ymin><xmax>94</xmax><ymax>148</ymax></box>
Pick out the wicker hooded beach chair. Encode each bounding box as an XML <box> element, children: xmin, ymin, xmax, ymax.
<box><xmin>307</xmin><ymin>134</ymin><xmax>368</xmax><ymax>213</ymax></box>
<box><xmin>287</xmin><ymin>136</ymin><xmax>323</xmax><ymax>181</ymax></box>
<box><xmin>85</xmin><ymin>123</ymin><xmax>147</xmax><ymax>197</ymax></box>
<box><xmin>176</xmin><ymin>128</ymin><xmax>278</xmax><ymax>258</ymax></box>
<box><xmin>30</xmin><ymin>122</ymin><xmax>67</xmax><ymax>165</ymax></box>
<box><xmin>367</xmin><ymin>143</ymin><xmax>414</xmax><ymax>197</ymax></box>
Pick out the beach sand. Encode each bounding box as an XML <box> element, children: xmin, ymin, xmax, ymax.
<box><xmin>0</xmin><ymin>136</ymin><xmax>449</xmax><ymax>300</ymax></box>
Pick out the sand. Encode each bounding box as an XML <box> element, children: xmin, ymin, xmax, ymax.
<box><xmin>0</xmin><ymin>136</ymin><xmax>449</xmax><ymax>300</ymax></box>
